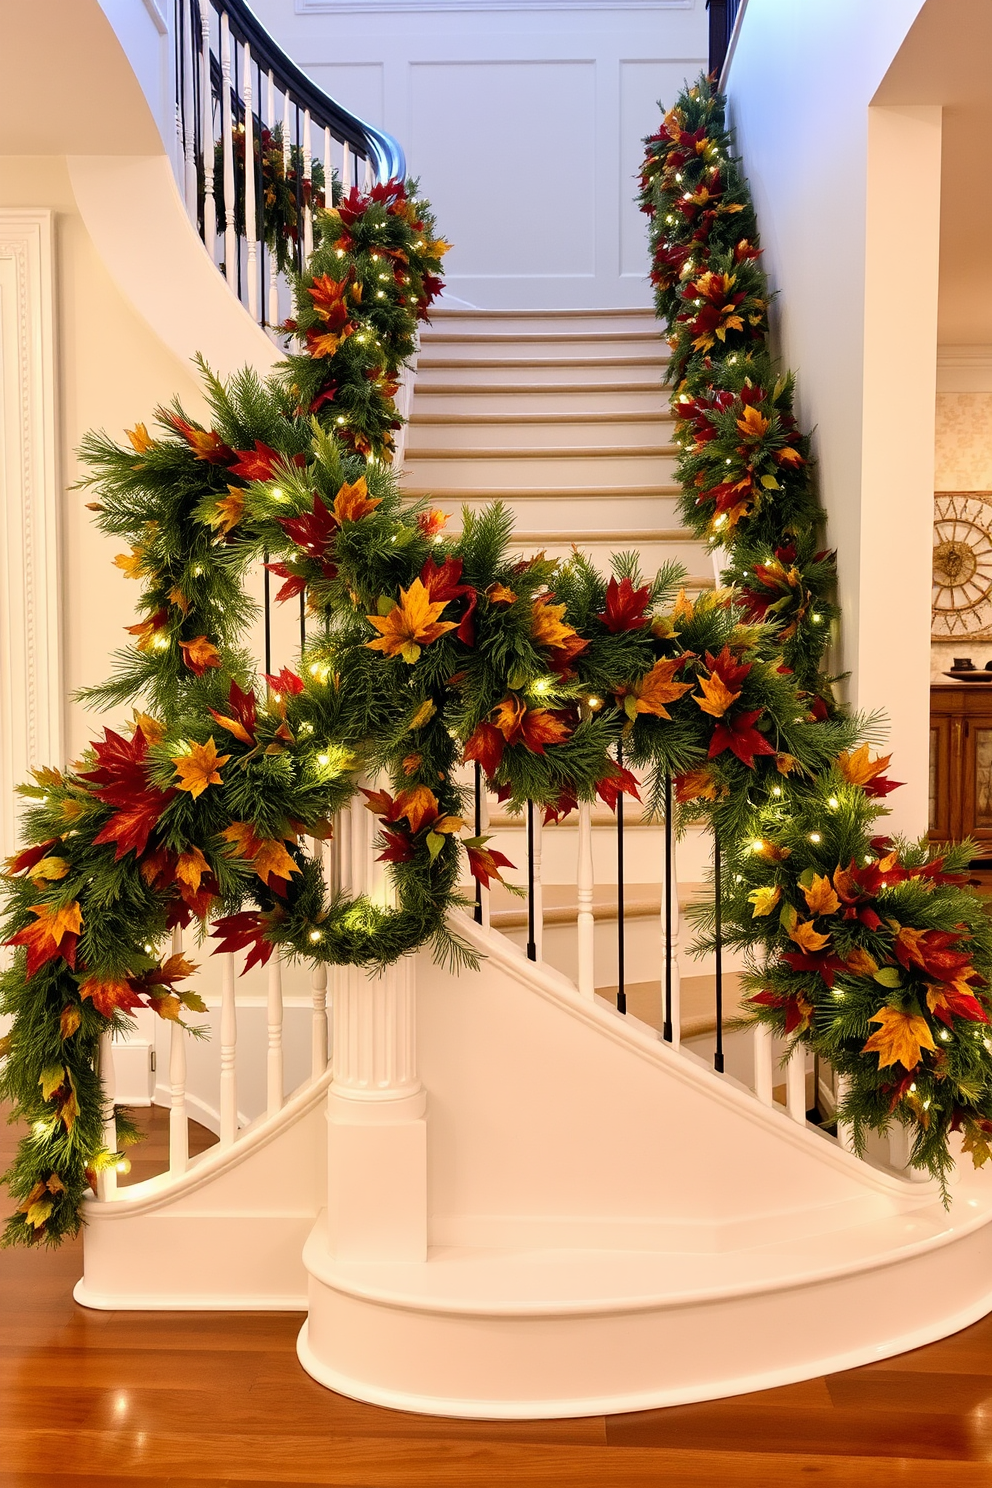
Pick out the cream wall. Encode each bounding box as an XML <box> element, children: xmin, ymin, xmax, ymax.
<box><xmin>723</xmin><ymin>0</ymin><xmax>947</xmax><ymax>838</ymax></box>
<box><xmin>243</xmin><ymin>0</ymin><xmax>708</xmax><ymax>308</ymax></box>
<box><xmin>0</xmin><ymin>156</ymin><xmax>207</xmax><ymax>763</ymax></box>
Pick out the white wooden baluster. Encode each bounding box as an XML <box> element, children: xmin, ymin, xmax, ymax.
<box><xmin>180</xmin><ymin>0</ymin><xmax>198</xmax><ymax>215</ymax></box>
<box><xmin>169</xmin><ymin>926</ymin><xmax>189</xmax><ymax>1175</ymax></box>
<box><xmin>753</xmin><ymin>1023</ymin><xmax>774</xmax><ymax>1105</ymax></box>
<box><xmin>835</xmin><ymin>1071</ymin><xmax>855</xmax><ymax>1151</ymax></box>
<box><xmin>200</xmin><ymin>1</ymin><xmax>217</xmax><ymax>256</ymax></box>
<box><xmin>342</xmin><ymin>141</ymin><xmax>353</xmax><ymax>194</ymax></box>
<box><xmin>528</xmin><ymin>803</ymin><xmax>543</xmax><ymax>962</ymax></box>
<box><xmin>282</xmin><ymin>85</ymin><xmax>292</xmax><ymax>259</ymax></box>
<box><xmin>889</xmin><ymin>1121</ymin><xmax>929</xmax><ymax>1180</ymax></box>
<box><xmin>363</xmin><ymin>155</ymin><xmax>373</xmax><ymax>191</ymax></box>
<box><xmin>267</xmin><ymin>951</ymin><xmax>284</xmax><ymax>1117</ymax></box>
<box><xmin>786</xmin><ymin>1043</ymin><xmax>807</xmax><ymax>1123</ymax></box>
<box><xmin>661</xmin><ymin>811</ymin><xmax>682</xmax><ymax>1049</ymax></box>
<box><xmin>243</xmin><ymin>43</ymin><xmax>259</xmax><ymax>321</ymax></box>
<box><xmin>267</xmin><ymin>70</ymin><xmax>279</xmax><ymax>326</ymax></box>
<box><xmin>323</xmin><ymin>126</ymin><xmax>332</xmax><ymax>220</ymax></box>
<box><xmin>302</xmin><ymin>109</ymin><xmax>314</xmax><ymax>260</ymax></box>
<box><xmin>576</xmin><ymin>801</ymin><xmax>595</xmax><ymax>1000</ymax></box>
<box><xmin>97</xmin><ymin>1029</ymin><xmax>118</xmax><ymax>1201</ymax></box>
<box><xmin>219</xmin><ymin>11</ymin><xmax>237</xmax><ymax>289</ymax></box>
<box><xmin>219</xmin><ymin>950</ymin><xmax>238</xmax><ymax>1147</ymax></box>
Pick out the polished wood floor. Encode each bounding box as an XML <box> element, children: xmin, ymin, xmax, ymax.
<box><xmin>5</xmin><ymin>1105</ymin><xmax>992</xmax><ymax>1485</ymax></box>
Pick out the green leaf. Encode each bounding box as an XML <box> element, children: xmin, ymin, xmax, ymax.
<box><xmin>39</xmin><ymin>1065</ymin><xmax>65</xmax><ymax>1101</ymax></box>
<box><xmin>425</xmin><ymin>831</ymin><xmax>444</xmax><ymax>863</ymax></box>
<box><xmin>760</xmin><ymin>474</ymin><xmax>780</xmax><ymax>490</ymax></box>
<box><xmin>874</xmin><ymin>967</ymin><xmax>903</xmax><ymax>989</ymax></box>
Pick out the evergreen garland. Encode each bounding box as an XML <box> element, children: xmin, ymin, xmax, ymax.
<box><xmin>4</xmin><ymin>114</ymin><xmax>992</xmax><ymax>1251</ymax></box>
<box><xmin>640</xmin><ymin>76</ymin><xmax>992</xmax><ymax>1194</ymax></box>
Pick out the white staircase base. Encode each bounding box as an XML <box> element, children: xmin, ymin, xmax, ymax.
<box><xmin>73</xmin><ymin>1069</ymin><xmax>332</xmax><ymax>1311</ymax></box>
<box><xmin>297</xmin><ymin>1174</ymin><xmax>992</xmax><ymax>1418</ymax></box>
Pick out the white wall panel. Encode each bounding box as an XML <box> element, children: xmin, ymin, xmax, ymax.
<box><xmin>246</xmin><ymin>0</ymin><xmax>707</xmax><ymax>307</ymax></box>
<box><xmin>409</xmin><ymin>60</ymin><xmax>596</xmax><ymax>282</ymax></box>
<box><xmin>306</xmin><ymin>63</ymin><xmax>386</xmax><ymax>127</ymax></box>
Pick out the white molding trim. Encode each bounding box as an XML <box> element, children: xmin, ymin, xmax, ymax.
<box><xmin>0</xmin><ymin>210</ymin><xmax>63</xmax><ymax>861</ymax></box>
<box><xmin>937</xmin><ymin>345</ymin><xmax>992</xmax><ymax>393</ymax></box>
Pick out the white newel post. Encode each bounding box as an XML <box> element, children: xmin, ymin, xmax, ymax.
<box><xmin>324</xmin><ymin>790</ymin><xmax>427</xmax><ymax>1261</ymax></box>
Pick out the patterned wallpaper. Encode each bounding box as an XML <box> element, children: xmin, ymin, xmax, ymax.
<box><xmin>932</xmin><ymin>391</ymin><xmax>992</xmax><ymax>679</ymax></box>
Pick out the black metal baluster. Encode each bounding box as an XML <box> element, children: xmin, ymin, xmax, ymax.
<box><xmin>663</xmin><ymin>771</ymin><xmax>673</xmax><ymax>1043</ymax></box>
<box><xmin>714</xmin><ymin>824</ymin><xmax>725</xmax><ymax>1073</ymax></box>
<box><xmin>616</xmin><ymin>741</ymin><xmax>626</xmax><ymax>1015</ymax></box>
<box><xmin>263</xmin><ymin>550</ymin><xmax>272</xmax><ymax>677</ymax></box>
<box><xmin>473</xmin><ymin>761</ymin><xmax>483</xmax><ymax>924</ymax></box>
<box><xmin>299</xmin><ymin>588</ymin><xmax>306</xmax><ymax>652</ymax></box>
<box><xmin>526</xmin><ymin>799</ymin><xmax>537</xmax><ymax>962</ymax></box>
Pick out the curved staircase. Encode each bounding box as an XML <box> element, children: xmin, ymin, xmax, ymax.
<box><xmin>49</xmin><ymin>0</ymin><xmax>992</xmax><ymax>1426</ymax></box>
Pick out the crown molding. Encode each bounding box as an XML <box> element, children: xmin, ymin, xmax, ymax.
<box><xmin>937</xmin><ymin>346</ymin><xmax>992</xmax><ymax>394</ymax></box>
<box><xmin>0</xmin><ymin>210</ymin><xmax>64</xmax><ymax>860</ymax></box>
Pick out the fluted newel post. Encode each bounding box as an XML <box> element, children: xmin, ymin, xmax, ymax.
<box><xmin>97</xmin><ymin>1030</ymin><xmax>118</xmax><ymax>1201</ymax></box>
<box><xmin>326</xmin><ymin>955</ymin><xmax>428</xmax><ymax>1260</ymax></box>
<box><xmin>889</xmin><ymin>1121</ymin><xmax>929</xmax><ymax>1181</ymax></box>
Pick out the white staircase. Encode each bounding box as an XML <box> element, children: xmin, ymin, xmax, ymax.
<box><xmin>405</xmin><ymin>308</ymin><xmax>713</xmax><ymax>579</ymax></box>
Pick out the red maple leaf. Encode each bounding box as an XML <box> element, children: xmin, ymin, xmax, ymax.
<box><xmin>161</xmin><ymin>412</ymin><xmax>234</xmax><ymax>465</ymax></box>
<box><xmin>6</xmin><ymin>839</ymin><xmax>59</xmax><ymax>876</ymax></box>
<box><xmin>703</xmin><ymin>645</ymin><xmax>752</xmax><ymax>695</ymax></box>
<box><xmin>378</xmin><ymin>828</ymin><xmax>416</xmax><ymax>864</ymax></box>
<box><xmin>708</xmin><ymin>708</ymin><xmax>776</xmax><ymax>768</ymax></box>
<box><xmin>277</xmin><ymin>494</ymin><xmax>339</xmax><ymax>578</ymax></box>
<box><xmin>781</xmin><ymin>948</ymin><xmax>846</xmax><ymax>988</ymax></box>
<box><xmin>81</xmin><ymin>726</ymin><xmax>175</xmax><ymax>861</ymax></box>
<box><xmin>208</xmin><ymin>680</ymin><xmax>258</xmax><ymax>748</ymax></box>
<box><xmin>466</xmin><ymin>840</ymin><xmax>515</xmax><ymax>889</ymax></box>
<box><xmin>595</xmin><ymin>763</ymin><xmax>641</xmax><ymax>812</ymax></box>
<box><xmin>749</xmin><ymin>988</ymin><xmax>812</xmax><ymax>1035</ymax></box>
<box><xmin>596</xmin><ymin>576</ymin><xmax>652</xmax><ymax>633</ymax></box>
<box><xmin>264</xmin><ymin>561</ymin><xmax>307</xmax><ymax>604</ymax></box>
<box><xmin>228</xmin><ymin>442</ymin><xmax>304</xmax><ymax>484</ymax></box>
<box><xmin>264</xmin><ymin>668</ymin><xmax>305</xmax><ymax>696</ymax></box>
<box><xmin>210</xmin><ymin>911</ymin><xmax>275</xmax><ymax>974</ymax></box>
<box><xmin>463</xmin><ymin>720</ymin><xmax>505</xmax><ymax>778</ymax></box>
<box><xmin>420</xmin><ymin>555</ymin><xmax>478</xmax><ymax>645</ymax></box>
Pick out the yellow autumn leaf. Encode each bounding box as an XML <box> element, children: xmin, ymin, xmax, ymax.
<box><xmin>59</xmin><ymin>1004</ymin><xmax>81</xmax><ymax>1040</ymax></box>
<box><xmin>863</xmin><ymin>1007</ymin><xmax>936</xmax><ymax>1071</ymax></box>
<box><xmin>126</xmin><ymin>423</ymin><xmax>155</xmax><ymax>454</ymax></box>
<box><xmin>333</xmin><ymin>476</ymin><xmax>381</xmax><ymax>523</ymax></box>
<box><xmin>531</xmin><ymin>598</ymin><xmax>580</xmax><ymax>652</ymax></box>
<box><xmin>114</xmin><ymin>548</ymin><xmax>145</xmax><ymax>580</ymax></box>
<box><xmin>486</xmin><ymin>582</ymin><xmax>517</xmax><ymax>605</ymax></box>
<box><xmin>735</xmin><ymin>406</ymin><xmax>770</xmax><ymax>440</ymax></box>
<box><xmin>802</xmin><ymin>873</ymin><xmax>841</xmax><ymax>917</ymax></box>
<box><xmin>205</xmin><ymin>487</ymin><xmax>246</xmax><ymax>536</ymax></box>
<box><xmin>837</xmin><ymin>743</ymin><xmax>893</xmax><ymax>788</ymax></box>
<box><xmin>175</xmin><ymin>847</ymin><xmax>210</xmax><ymax>893</ymax></box>
<box><xmin>789</xmin><ymin>918</ymin><xmax>831</xmax><ymax>953</ymax></box>
<box><xmin>748</xmin><ymin>884</ymin><xmax>781</xmax><ymax>917</ymax></box>
<box><xmin>694</xmin><ymin>671</ymin><xmax>740</xmax><ymax>719</ymax></box>
<box><xmin>625</xmin><ymin>657</ymin><xmax>694</xmax><ymax>722</ymax></box>
<box><xmin>846</xmin><ymin>946</ymin><xmax>879</xmax><ymax>977</ymax></box>
<box><xmin>134</xmin><ymin>712</ymin><xmax>166</xmax><ymax>746</ymax></box>
<box><xmin>365</xmin><ymin>579</ymin><xmax>458</xmax><ymax>664</ymax></box>
<box><xmin>172</xmin><ymin>738</ymin><xmax>231</xmax><ymax>799</ymax></box>
<box><xmin>407</xmin><ymin>698</ymin><xmax>436</xmax><ymax>730</ymax></box>
<box><xmin>671</xmin><ymin>589</ymin><xmax>695</xmax><ymax>623</ymax></box>
<box><xmin>29</xmin><ymin>857</ymin><xmax>70</xmax><ymax>884</ymax></box>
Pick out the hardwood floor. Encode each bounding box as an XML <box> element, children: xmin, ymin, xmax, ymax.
<box><xmin>4</xmin><ymin>1106</ymin><xmax>992</xmax><ymax>1485</ymax></box>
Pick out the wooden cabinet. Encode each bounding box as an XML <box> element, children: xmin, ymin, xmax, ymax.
<box><xmin>930</xmin><ymin>685</ymin><xmax>992</xmax><ymax>853</ymax></box>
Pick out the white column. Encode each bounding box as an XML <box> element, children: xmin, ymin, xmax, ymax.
<box><xmin>326</xmin><ymin>955</ymin><xmax>428</xmax><ymax>1261</ymax></box>
<box><xmin>341</xmin><ymin>141</ymin><xmax>352</xmax><ymax>194</ymax></box>
<box><xmin>302</xmin><ymin>109</ymin><xmax>314</xmax><ymax>261</ymax></box>
<box><xmin>835</xmin><ymin>1071</ymin><xmax>855</xmax><ymax>1152</ymax></box>
<box><xmin>266</xmin><ymin>71</ymin><xmax>279</xmax><ymax>326</ymax></box>
<box><xmin>889</xmin><ymin>1121</ymin><xmax>929</xmax><ymax>1182</ymax></box>
<box><xmin>576</xmin><ymin>801</ymin><xmax>595</xmax><ymax>1000</ymax></box>
<box><xmin>219</xmin><ymin>950</ymin><xmax>238</xmax><ymax>1147</ymax></box>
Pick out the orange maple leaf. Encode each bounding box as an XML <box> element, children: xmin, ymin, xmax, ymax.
<box><xmin>78</xmin><ymin>976</ymin><xmax>143</xmax><ymax>1017</ymax></box>
<box><xmin>694</xmin><ymin>671</ymin><xmax>740</xmax><ymax>719</ymax></box>
<box><xmin>803</xmin><ymin>874</ymin><xmax>841</xmax><ymax>917</ymax></box>
<box><xmin>178</xmin><ymin>636</ymin><xmax>222</xmax><ymax>677</ymax></box>
<box><xmin>846</xmin><ymin>946</ymin><xmax>879</xmax><ymax>977</ymax></box>
<box><xmin>206</xmin><ymin>487</ymin><xmax>245</xmax><ymax>536</ymax></box>
<box><xmin>486</xmin><ymin>582</ymin><xmax>517</xmax><ymax>605</ymax></box>
<box><xmin>126</xmin><ymin>423</ymin><xmax>155</xmax><ymax>454</ymax></box>
<box><xmin>531</xmin><ymin>597</ymin><xmax>584</xmax><ymax>654</ymax></box>
<box><xmin>175</xmin><ymin>847</ymin><xmax>210</xmax><ymax>894</ymax></box>
<box><xmin>333</xmin><ymin>476</ymin><xmax>381</xmax><ymax>524</ymax></box>
<box><xmin>624</xmin><ymin>657</ymin><xmax>694</xmax><ymax>722</ymax></box>
<box><xmin>675</xmin><ymin>767</ymin><xmax>726</xmax><ymax>803</ymax></box>
<box><xmin>114</xmin><ymin>548</ymin><xmax>146</xmax><ymax>580</ymax></box>
<box><xmin>735</xmin><ymin>406</ymin><xmax>770</xmax><ymax>441</ymax></box>
<box><xmin>788</xmin><ymin>918</ymin><xmax>831</xmax><ymax>953</ymax></box>
<box><xmin>395</xmin><ymin>786</ymin><xmax>440</xmax><ymax>834</ymax></box>
<box><xmin>837</xmin><ymin>744</ymin><xmax>893</xmax><ymax>788</ymax></box>
<box><xmin>168</xmin><ymin>586</ymin><xmax>190</xmax><ymax>617</ymax></box>
<box><xmin>172</xmin><ymin>739</ymin><xmax>230</xmax><ymax>799</ymax></box>
<box><xmin>492</xmin><ymin>697</ymin><xmax>571</xmax><ymax>753</ymax></box>
<box><xmin>134</xmin><ymin>712</ymin><xmax>166</xmax><ymax>746</ymax></box>
<box><xmin>366</xmin><ymin>579</ymin><xmax>458</xmax><ymax>664</ymax></box>
<box><xmin>863</xmin><ymin>1007</ymin><xmax>936</xmax><ymax>1071</ymax></box>
<box><xmin>252</xmin><ymin>837</ymin><xmax>300</xmax><ymax>890</ymax></box>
